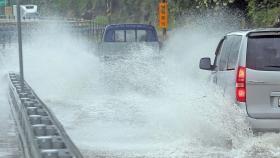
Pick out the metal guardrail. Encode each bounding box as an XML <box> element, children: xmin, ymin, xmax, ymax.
<box><xmin>8</xmin><ymin>73</ymin><xmax>83</xmax><ymax>158</ymax></box>
<box><xmin>0</xmin><ymin>19</ymin><xmax>105</xmax><ymax>48</ymax></box>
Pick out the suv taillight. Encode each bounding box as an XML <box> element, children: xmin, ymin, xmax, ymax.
<box><xmin>236</xmin><ymin>66</ymin><xmax>246</xmax><ymax>102</ymax></box>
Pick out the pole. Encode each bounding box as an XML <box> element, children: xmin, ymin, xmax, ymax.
<box><xmin>16</xmin><ymin>0</ymin><xmax>24</xmax><ymax>87</ymax></box>
<box><xmin>162</xmin><ymin>0</ymin><xmax>167</xmax><ymax>40</ymax></box>
<box><xmin>163</xmin><ymin>27</ymin><xmax>167</xmax><ymax>39</ymax></box>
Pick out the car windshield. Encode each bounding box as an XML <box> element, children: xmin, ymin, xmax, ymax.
<box><xmin>26</xmin><ymin>6</ymin><xmax>34</xmax><ymax>9</ymax></box>
<box><xmin>247</xmin><ymin>36</ymin><xmax>280</xmax><ymax>71</ymax></box>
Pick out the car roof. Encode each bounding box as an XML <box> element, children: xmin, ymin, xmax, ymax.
<box><xmin>227</xmin><ymin>28</ymin><xmax>280</xmax><ymax>36</ymax></box>
<box><xmin>105</xmin><ymin>24</ymin><xmax>156</xmax><ymax>30</ymax></box>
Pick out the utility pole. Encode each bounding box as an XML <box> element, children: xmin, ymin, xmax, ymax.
<box><xmin>16</xmin><ymin>0</ymin><xmax>24</xmax><ymax>87</ymax></box>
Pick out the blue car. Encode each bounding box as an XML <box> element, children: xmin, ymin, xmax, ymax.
<box><xmin>98</xmin><ymin>24</ymin><xmax>160</xmax><ymax>59</ymax></box>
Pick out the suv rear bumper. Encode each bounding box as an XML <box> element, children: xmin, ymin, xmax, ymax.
<box><xmin>238</xmin><ymin>103</ymin><xmax>280</xmax><ymax>132</ymax></box>
<box><xmin>248</xmin><ymin>117</ymin><xmax>280</xmax><ymax>132</ymax></box>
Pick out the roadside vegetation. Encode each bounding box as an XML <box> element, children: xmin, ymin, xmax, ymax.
<box><xmin>15</xmin><ymin>0</ymin><xmax>280</xmax><ymax>27</ymax></box>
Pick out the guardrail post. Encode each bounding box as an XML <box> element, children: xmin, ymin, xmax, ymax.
<box><xmin>8</xmin><ymin>73</ymin><xmax>84</xmax><ymax>158</ymax></box>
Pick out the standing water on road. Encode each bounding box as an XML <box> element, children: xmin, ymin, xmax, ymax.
<box><xmin>0</xmin><ymin>48</ymin><xmax>22</xmax><ymax>158</ymax></box>
<box><xmin>1</xmin><ymin>17</ymin><xmax>280</xmax><ymax>158</ymax></box>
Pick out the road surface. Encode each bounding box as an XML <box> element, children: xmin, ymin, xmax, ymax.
<box><xmin>0</xmin><ymin>50</ymin><xmax>22</xmax><ymax>158</ymax></box>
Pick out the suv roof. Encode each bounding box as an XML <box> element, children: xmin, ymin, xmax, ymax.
<box><xmin>227</xmin><ymin>28</ymin><xmax>280</xmax><ymax>36</ymax></box>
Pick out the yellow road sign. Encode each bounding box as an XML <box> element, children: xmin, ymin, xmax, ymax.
<box><xmin>158</xmin><ymin>2</ymin><xmax>168</xmax><ymax>29</ymax></box>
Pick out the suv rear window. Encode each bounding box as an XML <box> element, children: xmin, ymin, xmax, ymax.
<box><xmin>247</xmin><ymin>36</ymin><xmax>280</xmax><ymax>71</ymax></box>
<box><xmin>104</xmin><ymin>29</ymin><xmax>157</xmax><ymax>42</ymax></box>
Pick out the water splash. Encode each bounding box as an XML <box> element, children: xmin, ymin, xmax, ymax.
<box><xmin>1</xmin><ymin>14</ymin><xmax>279</xmax><ymax>158</ymax></box>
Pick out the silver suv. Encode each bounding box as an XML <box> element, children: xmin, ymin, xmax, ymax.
<box><xmin>200</xmin><ymin>28</ymin><xmax>280</xmax><ymax>132</ymax></box>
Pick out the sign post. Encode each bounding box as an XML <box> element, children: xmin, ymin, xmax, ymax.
<box><xmin>158</xmin><ymin>0</ymin><xmax>168</xmax><ymax>39</ymax></box>
<box><xmin>16</xmin><ymin>0</ymin><xmax>24</xmax><ymax>87</ymax></box>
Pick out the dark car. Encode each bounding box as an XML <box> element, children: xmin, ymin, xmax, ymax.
<box><xmin>98</xmin><ymin>24</ymin><xmax>160</xmax><ymax>59</ymax></box>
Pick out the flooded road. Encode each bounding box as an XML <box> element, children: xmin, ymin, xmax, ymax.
<box><xmin>1</xmin><ymin>21</ymin><xmax>280</xmax><ymax>158</ymax></box>
<box><xmin>0</xmin><ymin>48</ymin><xmax>22</xmax><ymax>158</ymax></box>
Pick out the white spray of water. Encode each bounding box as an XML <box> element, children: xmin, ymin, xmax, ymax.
<box><xmin>1</xmin><ymin>15</ymin><xmax>280</xmax><ymax>158</ymax></box>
